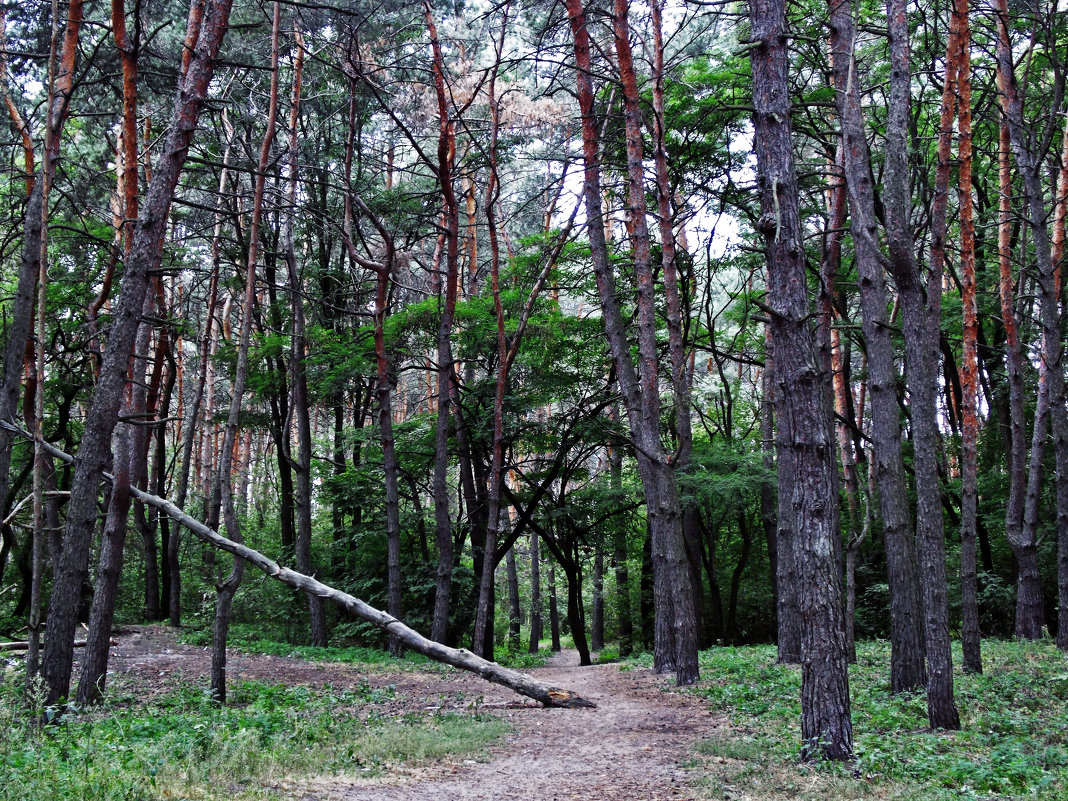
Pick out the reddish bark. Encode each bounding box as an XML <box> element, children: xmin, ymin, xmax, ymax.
<box><xmin>41</xmin><ymin>0</ymin><xmax>235</xmax><ymax>706</ymax></box>
<box><xmin>563</xmin><ymin>0</ymin><xmax>698</xmax><ymax>685</ymax></box>
<box><xmin>956</xmin><ymin>0</ymin><xmax>982</xmax><ymax>673</ymax></box>
<box><xmin>0</xmin><ymin>9</ymin><xmax>34</xmax><ymax>195</ymax></box>
<box><xmin>423</xmin><ymin>1</ymin><xmax>461</xmax><ymax>645</ymax></box>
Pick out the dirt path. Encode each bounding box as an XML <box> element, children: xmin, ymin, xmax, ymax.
<box><xmin>99</xmin><ymin>629</ymin><xmax>719</xmax><ymax>800</ymax></box>
<box><xmin>310</xmin><ymin>650</ymin><xmax>720</xmax><ymax>801</ymax></box>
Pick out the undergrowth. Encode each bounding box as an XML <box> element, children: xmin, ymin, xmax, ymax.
<box><xmin>179</xmin><ymin>623</ymin><xmax>435</xmax><ymax>670</ymax></box>
<box><xmin>180</xmin><ymin>622</ymin><xmax>552</xmax><ymax>671</ymax></box>
<box><xmin>0</xmin><ymin>669</ymin><xmax>506</xmax><ymax>801</ymax></box>
<box><xmin>682</xmin><ymin>639</ymin><xmax>1068</xmax><ymax>800</ymax></box>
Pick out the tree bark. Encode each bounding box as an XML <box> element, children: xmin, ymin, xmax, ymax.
<box><xmin>548</xmin><ymin>560</ymin><xmax>561</xmax><ymax>652</ymax></box>
<box><xmin>209</xmin><ymin>0</ymin><xmax>281</xmax><ymax>704</ymax></box>
<box><xmin>956</xmin><ymin>0</ymin><xmax>982</xmax><ymax>673</ymax></box>
<box><xmin>472</xmin><ymin>12</ymin><xmax>513</xmax><ymax>658</ymax></box>
<box><xmin>564</xmin><ymin>0</ymin><xmax>698</xmax><ymax>686</ymax></box>
<box><xmin>171</xmin><ymin>127</ymin><xmax>229</xmax><ymax>627</ymax></box>
<box><xmin>507</xmin><ymin>542</ymin><xmax>521</xmax><ymax>650</ymax></box>
<box><xmin>749</xmin><ymin>0</ymin><xmax>852</xmax><ymax>759</ymax></box>
<box><xmin>40</xmin><ymin>0</ymin><xmax>233</xmax><ymax>707</ymax></box>
<box><xmin>76</xmin><ymin>288</ymin><xmax>155</xmax><ymax>706</ymax></box>
<box><xmin>425</xmin><ymin>0</ymin><xmax>460</xmax><ymax>645</ymax></box>
<box><xmin>281</xmin><ymin>31</ymin><xmax>327</xmax><ymax>648</ymax></box>
<box><xmin>995</xmin><ymin>0</ymin><xmax>1061</xmax><ymax>639</ymax></box>
<box><xmin>591</xmin><ymin>546</ymin><xmax>604</xmax><ymax>651</ymax></box>
<box><xmin>529</xmin><ymin>530</ymin><xmax>542</xmax><ymax>653</ymax></box>
<box><xmin>884</xmin><ymin>0</ymin><xmax>959</xmax><ymax>729</ymax></box>
<box><xmin>827</xmin><ymin>0</ymin><xmax>926</xmax><ymax>693</ymax></box>
<box><xmin>609</xmin><ymin>430</ymin><xmax>633</xmax><ymax>656</ymax></box>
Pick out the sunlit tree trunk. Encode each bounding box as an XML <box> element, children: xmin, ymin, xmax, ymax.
<box><xmin>956</xmin><ymin>0</ymin><xmax>982</xmax><ymax>673</ymax></box>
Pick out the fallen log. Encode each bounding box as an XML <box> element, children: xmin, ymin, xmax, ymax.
<box><xmin>0</xmin><ymin>638</ymin><xmax>115</xmax><ymax>652</ymax></box>
<box><xmin>6</xmin><ymin>422</ymin><xmax>594</xmax><ymax>709</ymax></box>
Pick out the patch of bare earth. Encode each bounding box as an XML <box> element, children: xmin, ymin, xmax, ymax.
<box><xmin>301</xmin><ymin>650</ymin><xmax>720</xmax><ymax>801</ymax></box>
<box><xmin>97</xmin><ymin>628</ymin><xmax>721</xmax><ymax>800</ymax></box>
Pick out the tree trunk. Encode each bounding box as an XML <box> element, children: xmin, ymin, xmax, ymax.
<box><xmin>281</xmin><ymin>32</ymin><xmax>327</xmax><ymax>648</ymax></box>
<box><xmin>210</xmin><ymin>0</ymin><xmax>280</xmax><ymax>703</ymax></box>
<box><xmin>591</xmin><ymin>546</ymin><xmax>604</xmax><ymax>651</ymax></box>
<box><xmin>564</xmin><ymin>560</ymin><xmax>591</xmax><ymax>666</ymax></box>
<box><xmin>472</xmin><ymin>17</ymin><xmax>512</xmax><ymax>658</ymax></box>
<box><xmin>507</xmin><ymin>543</ymin><xmax>521</xmax><ymax>650</ymax></box>
<box><xmin>77</xmin><ymin>288</ymin><xmax>155</xmax><ymax>706</ymax></box>
<box><xmin>528</xmin><ymin>531</ymin><xmax>542</xmax><ymax>652</ymax></box>
<box><xmin>171</xmin><ymin>129</ymin><xmax>228</xmax><ymax>627</ymax></box>
<box><xmin>725</xmin><ymin>513</ymin><xmax>752</xmax><ymax>644</ymax></box>
<box><xmin>749</xmin><ymin>0</ymin><xmax>852</xmax><ymax>759</ymax></box>
<box><xmin>564</xmin><ymin>0</ymin><xmax>697</xmax><ymax>685</ymax></box>
<box><xmin>884</xmin><ymin>0</ymin><xmax>959</xmax><ymax>729</ymax></box>
<box><xmin>995</xmin><ymin>0</ymin><xmax>1062</xmax><ymax>640</ymax></box>
<box><xmin>40</xmin><ymin>0</ymin><xmax>233</xmax><ymax>707</ymax></box>
<box><xmin>650</xmin><ymin>0</ymin><xmax>703</xmax><ymax>652</ymax></box>
<box><xmin>956</xmin><ymin>0</ymin><xmax>982</xmax><ymax>673</ymax></box>
<box><xmin>765</xmin><ymin>342</ymin><xmax>800</xmax><ymax>663</ymax></box>
<box><xmin>827</xmin><ymin>0</ymin><xmax>926</xmax><ymax>693</ymax></box>
<box><xmin>760</xmin><ymin>361</ymin><xmax>781</xmax><ymax>654</ymax></box>
<box><xmin>426</xmin><ymin>0</ymin><xmax>460</xmax><ymax>645</ymax></box>
<box><xmin>548</xmin><ymin>561</ymin><xmax>561</xmax><ymax>652</ymax></box>
<box><xmin>137</xmin><ymin>316</ymin><xmax>169</xmax><ymax>622</ymax></box>
<box><xmin>0</xmin><ymin>0</ymin><xmax>81</xmax><ymax>582</ymax></box>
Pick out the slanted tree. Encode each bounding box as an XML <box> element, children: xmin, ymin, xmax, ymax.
<box><xmin>40</xmin><ymin>0</ymin><xmax>235</xmax><ymax>707</ymax></box>
<box><xmin>563</xmin><ymin>0</ymin><xmax>698</xmax><ymax>685</ymax></box>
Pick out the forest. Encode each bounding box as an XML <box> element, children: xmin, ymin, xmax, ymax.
<box><xmin>0</xmin><ymin>0</ymin><xmax>1066</xmax><ymax>796</ymax></box>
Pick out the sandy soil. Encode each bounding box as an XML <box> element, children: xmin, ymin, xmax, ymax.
<box><xmin>98</xmin><ymin>628</ymin><xmax>720</xmax><ymax>800</ymax></box>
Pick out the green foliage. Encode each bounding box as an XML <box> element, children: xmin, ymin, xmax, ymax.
<box><xmin>683</xmin><ymin>639</ymin><xmax>1068</xmax><ymax>799</ymax></box>
<box><xmin>179</xmin><ymin>623</ymin><xmax>433</xmax><ymax>669</ymax></box>
<box><xmin>492</xmin><ymin>644</ymin><xmax>552</xmax><ymax>671</ymax></box>
<box><xmin>0</xmin><ymin>666</ymin><xmax>506</xmax><ymax>801</ymax></box>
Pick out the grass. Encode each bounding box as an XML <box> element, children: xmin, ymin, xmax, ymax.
<box><xmin>678</xmin><ymin>638</ymin><xmax>1068</xmax><ymax>800</ymax></box>
<box><xmin>179</xmin><ymin>623</ymin><xmax>439</xmax><ymax>671</ymax></box>
<box><xmin>181</xmin><ymin>623</ymin><xmax>553</xmax><ymax>671</ymax></box>
<box><xmin>0</xmin><ymin>667</ymin><xmax>507</xmax><ymax>801</ymax></box>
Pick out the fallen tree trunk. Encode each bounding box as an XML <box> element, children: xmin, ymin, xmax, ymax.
<box><xmin>1</xmin><ymin>638</ymin><xmax>114</xmax><ymax>652</ymax></box>
<box><xmin>6</xmin><ymin>423</ymin><xmax>594</xmax><ymax>709</ymax></box>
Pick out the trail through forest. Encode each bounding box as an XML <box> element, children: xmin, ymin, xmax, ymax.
<box><xmin>100</xmin><ymin>628</ymin><xmax>719</xmax><ymax>800</ymax></box>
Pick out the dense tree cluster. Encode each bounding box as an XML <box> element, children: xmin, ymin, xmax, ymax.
<box><xmin>0</xmin><ymin>0</ymin><xmax>1065</xmax><ymax>760</ymax></box>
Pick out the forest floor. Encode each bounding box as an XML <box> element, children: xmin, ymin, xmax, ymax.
<box><xmin>100</xmin><ymin>627</ymin><xmax>721</xmax><ymax>800</ymax></box>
